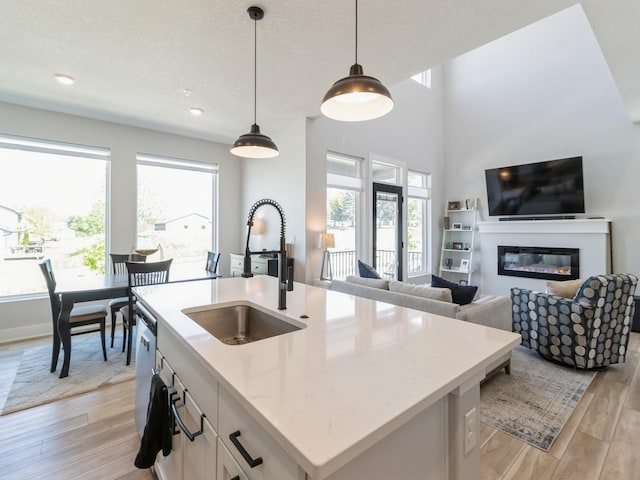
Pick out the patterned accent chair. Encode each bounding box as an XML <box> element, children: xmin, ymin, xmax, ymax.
<box><xmin>511</xmin><ymin>274</ymin><xmax>638</xmax><ymax>369</ymax></box>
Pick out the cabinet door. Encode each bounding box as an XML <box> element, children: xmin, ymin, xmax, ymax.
<box><xmin>218</xmin><ymin>437</ymin><xmax>249</xmax><ymax>480</ymax></box>
<box><xmin>155</xmin><ymin>368</ymin><xmax>185</xmax><ymax>480</ymax></box>
<box><xmin>218</xmin><ymin>387</ymin><xmax>300</xmax><ymax>480</ymax></box>
<box><xmin>180</xmin><ymin>389</ymin><xmax>218</xmax><ymax>480</ymax></box>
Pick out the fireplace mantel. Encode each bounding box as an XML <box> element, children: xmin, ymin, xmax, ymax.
<box><xmin>477</xmin><ymin>218</ymin><xmax>612</xmax><ymax>296</ymax></box>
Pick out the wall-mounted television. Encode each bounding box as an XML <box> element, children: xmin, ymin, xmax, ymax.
<box><xmin>485</xmin><ymin>156</ymin><xmax>585</xmax><ymax>217</ymax></box>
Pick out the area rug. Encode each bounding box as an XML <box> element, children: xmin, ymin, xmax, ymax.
<box><xmin>2</xmin><ymin>331</ymin><xmax>135</xmax><ymax>415</ymax></box>
<box><xmin>480</xmin><ymin>346</ymin><xmax>596</xmax><ymax>451</ymax></box>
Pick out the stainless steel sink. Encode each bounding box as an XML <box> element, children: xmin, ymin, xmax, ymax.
<box><xmin>183</xmin><ymin>304</ymin><xmax>304</xmax><ymax>345</ymax></box>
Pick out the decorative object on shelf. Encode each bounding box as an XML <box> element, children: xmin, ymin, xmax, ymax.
<box><xmin>459</xmin><ymin>280</ymin><xmax>468</xmax><ymax>286</ymax></box>
<box><xmin>320</xmin><ymin>0</ymin><xmax>394</xmax><ymax>122</ymax></box>
<box><xmin>465</xmin><ymin>198</ymin><xmax>477</xmax><ymax>210</ymax></box>
<box><xmin>230</xmin><ymin>6</ymin><xmax>279</xmax><ymax>159</ymax></box>
<box><xmin>439</xmin><ymin>198</ymin><xmax>477</xmax><ymax>285</ymax></box>
<box><xmin>320</xmin><ymin>233</ymin><xmax>335</xmax><ymax>280</ymax></box>
<box><xmin>445</xmin><ymin>258</ymin><xmax>453</xmax><ymax>269</ymax></box>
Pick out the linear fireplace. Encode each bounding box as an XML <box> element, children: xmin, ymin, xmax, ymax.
<box><xmin>498</xmin><ymin>245</ymin><xmax>579</xmax><ymax>281</ymax></box>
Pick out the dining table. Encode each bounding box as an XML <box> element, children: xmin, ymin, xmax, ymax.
<box><xmin>53</xmin><ymin>263</ymin><xmax>219</xmax><ymax>378</ymax></box>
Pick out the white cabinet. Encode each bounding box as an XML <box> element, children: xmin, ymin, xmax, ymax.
<box><xmin>230</xmin><ymin>253</ymin><xmax>267</xmax><ymax>277</ymax></box>
<box><xmin>154</xmin><ymin>353</ymin><xmax>217</xmax><ymax>480</ymax></box>
<box><xmin>218</xmin><ymin>387</ymin><xmax>300</xmax><ymax>480</ymax></box>
<box><xmin>218</xmin><ymin>438</ymin><xmax>250</xmax><ymax>480</ymax></box>
<box><xmin>439</xmin><ymin>199</ymin><xmax>478</xmax><ymax>285</ymax></box>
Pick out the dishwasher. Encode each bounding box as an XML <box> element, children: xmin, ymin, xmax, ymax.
<box><xmin>134</xmin><ymin>299</ymin><xmax>157</xmax><ymax>437</ymax></box>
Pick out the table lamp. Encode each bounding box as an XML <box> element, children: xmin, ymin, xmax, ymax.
<box><xmin>320</xmin><ymin>233</ymin><xmax>335</xmax><ymax>280</ymax></box>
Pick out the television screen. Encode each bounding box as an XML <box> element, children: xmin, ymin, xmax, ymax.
<box><xmin>485</xmin><ymin>157</ymin><xmax>585</xmax><ymax>217</ymax></box>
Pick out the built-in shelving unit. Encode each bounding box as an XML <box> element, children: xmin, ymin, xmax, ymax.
<box><xmin>439</xmin><ymin>199</ymin><xmax>478</xmax><ymax>285</ymax></box>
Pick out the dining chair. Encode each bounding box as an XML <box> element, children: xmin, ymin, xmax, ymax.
<box><xmin>120</xmin><ymin>259</ymin><xmax>173</xmax><ymax>365</ymax></box>
<box><xmin>205</xmin><ymin>251</ymin><xmax>220</xmax><ymax>273</ymax></box>
<box><xmin>39</xmin><ymin>259</ymin><xmax>109</xmax><ymax>373</ymax></box>
<box><xmin>108</xmin><ymin>253</ymin><xmax>146</xmax><ymax>347</ymax></box>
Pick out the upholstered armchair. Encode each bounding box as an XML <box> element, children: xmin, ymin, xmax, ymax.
<box><xmin>511</xmin><ymin>274</ymin><xmax>638</xmax><ymax>369</ymax></box>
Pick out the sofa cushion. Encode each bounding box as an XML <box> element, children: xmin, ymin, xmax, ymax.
<box><xmin>388</xmin><ymin>281</ymin><xmax>452</xmax><ymax>303</ymax></box>
<box><xmin>358</xmin><ymin>260</ymin><xmax>381</xmax><ymax>279</ymax></box>
<box><xmin>546</xmin><ymin>278</ymin><xmax>584</xmax><ymax>298</ymax></box>
<box><xmin>345</xmin><ymin>275</ymin><xmax>389</xmax><ymax>290</ymax></box>
<box><xmin>431</xmin><ymin>275</ymin><xmax>478</xmax><ymax>306</ymax></box>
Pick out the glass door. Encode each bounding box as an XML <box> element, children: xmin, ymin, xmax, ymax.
<box><xmin>373</xmin><ymin>183</ymin><xmax>403</xmax><ymax>280</ymax></box>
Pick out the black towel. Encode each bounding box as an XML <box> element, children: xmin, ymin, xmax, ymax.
<box><xmin>135</xmin><ymin>373</ymin><xmax>173</xmax><ymax>469</ymax></box>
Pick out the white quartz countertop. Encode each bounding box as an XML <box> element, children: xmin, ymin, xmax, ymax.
<box><xmin>136</xmin><ymin>276</ymin><xmax>520</xmax><ymax>479</ymax></box>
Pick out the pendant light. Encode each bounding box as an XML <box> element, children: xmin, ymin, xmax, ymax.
<box><xmin>231</xmin><ymin>6</ymin><xmax>279</xmax><ymax>159</ymax></box>
<box><xmin>320</xmin><ymin>0</ymin><xmax>394</xmax><ymax>122</ymax></box>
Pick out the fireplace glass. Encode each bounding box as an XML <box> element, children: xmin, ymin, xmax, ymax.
<box><xmin>498</xmin><ymin>246</ymin><xmax>579</xmax><ymax>281</ymax></box>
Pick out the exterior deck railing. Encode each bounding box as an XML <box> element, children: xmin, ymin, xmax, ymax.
<box><xmin>330</xmin><ymin>249</ymin><xmax>423</xmax><ymax>280</ymax></box>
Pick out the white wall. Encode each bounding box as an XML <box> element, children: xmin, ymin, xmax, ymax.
<box><xmin>0</xmin><ymin>101</ymin><xmax>242</xmax><ymax>342</ymax></box>
<box><xmin>239</xmin><ymin>118</ymin><xmax>307</xmax><ymax>281</ymax></box>
<box><xmin>442</xmin><ymin>5</ymin><xmax>640</xmax><ymax>293</ymax></box>
<box><xmin>305</xmin><ymin>72</ymin><xmax>445</xmax><ymax>284</ymax></box>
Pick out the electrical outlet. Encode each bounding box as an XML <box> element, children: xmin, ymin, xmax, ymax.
<box><xmin>464</xmin><ymin>407</ymin><xmax>477</xmax><ymax>456</ymax></box>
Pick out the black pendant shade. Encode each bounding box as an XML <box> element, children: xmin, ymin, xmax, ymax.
<box><xmin>321</xmin><ymin>63</ymin><xmax>394</xmax><ymax>122</ymax></box>
<box><xmin>230</xmin><ymin>123</ymin><xmax>279</xmax><ymax>159</ymax></box>
<box><xmin>231</xmin><ymin>6</ymin><xmax>279</xmax><ymax>159</ymax></box>
<box><xmin>320</xmin><ymin>0</ymin><xmax>394</xmax><ymax>122</ymax></box>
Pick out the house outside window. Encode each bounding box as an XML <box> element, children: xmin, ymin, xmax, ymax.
<box><xmin>326</xmin><ymin>152</ymin><xmax>363</xmax><ymax>279</ymax></box>
<box><xmin>136</xmin><ymin>154</ymin><xmax>217</xmax><ymax>265</ymax></box>
<box><xmin>0</xmin><ymin>134</ymin><xmax>109</xmax><ymax>298</ymax></box>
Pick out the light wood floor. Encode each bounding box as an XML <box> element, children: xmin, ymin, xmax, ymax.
<box><xmin>1</xmin><ymin>334</ymin><xmax>639</xmax><ymax>479</ymax></box>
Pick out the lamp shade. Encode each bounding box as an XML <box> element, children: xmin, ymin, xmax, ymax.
<box><xmin>322</xmin><ymin>233</ymin><xmax>336</xmax><ymax>250</ymax></box>
<box><xmin>251</xmin><ymin>217</ymin><xmax>266</xmax><ymax>234</ymax></box>
<box><xmin>320</xmin><ymin>64</ymin><xmax>394</xmax><ymax>122</ymax></box>
<box><xmin>230</xmin><ymin>124</ymin><xmax>279</xmax><ymax>159</ymax></box>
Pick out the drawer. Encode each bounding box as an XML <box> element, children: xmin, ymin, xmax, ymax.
<box><xmin>251</xmin><ymin>262</ymin><xmax>267</xmax><ymax>275</ymax></box>
<box><xmin>156</xmin><ymin>341</ymin><xmax>219</xmax><ymax>429</ymax></box>
<box><xmin>218</xmin><ymin>437</ymin><xmax>249</xmax><ymax>480</ymax></box>
<box><xmin>218</xmin><ymin>388</ymin><xmax>300</xmax><ymax>480</ymax></box>
<box><xmin>230</xmin><ymin>255</ymin><xmax>244</xmax><ymax>270</ymax></box>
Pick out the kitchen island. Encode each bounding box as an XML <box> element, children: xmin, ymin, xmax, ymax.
<box><xmin>135</xmin><ymin>276</ymin><xmax>520</xmax><ymax>480</ymax></box>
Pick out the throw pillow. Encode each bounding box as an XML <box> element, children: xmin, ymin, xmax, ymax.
<box><xmin>546</xmin><ymin>278</ymin><xmax>584</xmax><ymax>298</ymax></box>
<box><xmin>388</xmin><ymin>281</ymin><xmax>452</xmax><ymax>303</ymax></box>
<box><xmin>430</xmin><ymin>274</ymin><xmax>478</xmax><ymax>306</ymax></box>
<box><xmin>358</xmin><ymin>260</ymin><xmax>381</xmax><ymax>279</ymax></box>
<box><xmin>345</xmin><ymin>275</ymin><xmax>390</xmax><ymax>290</ymax></box>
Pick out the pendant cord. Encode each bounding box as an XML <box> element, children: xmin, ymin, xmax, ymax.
<box><xmin>355</xmin><ymin>0</ymin><xmax>358</xmax><ymax>65</ymax></box>
<box><xmin>253</xmin><ymin>16</ymin><xmax>257</xmax><ymax>125</ymax></box>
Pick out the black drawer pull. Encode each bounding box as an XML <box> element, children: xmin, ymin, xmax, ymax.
<box><xmin>230</xmin><ymin>477</ymin><xmax>240</xmax><ymax>480</ymax></box>
<box><xmin>171</xmin><ymin>400</ymin><xmax>204</xmax><ymax>442</ymax></box>
<box><xmin>229</xmin><ymin>430</ymin><xmax>263</xmax><ymax>468</ymax></box>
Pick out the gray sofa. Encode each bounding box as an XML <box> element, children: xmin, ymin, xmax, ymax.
<box><xmin>330</xmin><ymin>276</ymin><xmax>511</xmax><ymax>331</ymax></box>
<box><xmin>330</xmin><ymin>276</ymin><xmax>513</xmax><ymax>378</ymax></box>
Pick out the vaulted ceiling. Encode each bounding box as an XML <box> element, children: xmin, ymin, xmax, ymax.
<box><xmin>0</xmin><ymin>1</ymin><xmax>637</xmax><ymax>145</ymax></box>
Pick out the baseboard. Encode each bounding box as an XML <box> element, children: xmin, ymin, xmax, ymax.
<box><xmin>0</xmin><ymin>323</ymin><xmax>51</xmax><ymax>345</ymax></box>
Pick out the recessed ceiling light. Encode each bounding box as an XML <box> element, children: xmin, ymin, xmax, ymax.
<box><xmin>189</xmin><ymin>107</ymin><xmax>204</xmax><ymax>116</ymax></box>
<box><xmin>54</xmin><ymin>73</ymin><xmax>75</xmax><ymax>85</ymax></box>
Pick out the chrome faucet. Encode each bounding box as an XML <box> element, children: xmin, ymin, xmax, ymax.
<box><xmin>243</xmin><ymin>199</ymin><xmax>293</xmax><ymax>310</ymax></box>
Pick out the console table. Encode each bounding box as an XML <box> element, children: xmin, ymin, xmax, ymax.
<box><xmin>229</xmin><ymin>253</ymin><xmax>293</xmax><ymax>278</ymax></box>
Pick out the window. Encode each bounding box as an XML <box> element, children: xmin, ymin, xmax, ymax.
<box><xmin>407</xmin><ymin>170</ymin><xmax>430</xmax><ymax>276</ymax></box>
<box><xmin>136</xmin><ymin>154</ymin><xmax>217</xmax><ymax>266</ymax></box>
<box><xmin>411</xmin><ymin>69</ymin><xmax>432</xmax><ymax>88</ymax></box>
<box><xmin>372</xmin><ymin>160</ymin><xmax>401</xmax><ymax>185</ymax></box>
<box><xmin>0</xmin><ymin>134</ymin><xmax>109</xmax><ymax>298</ymax></box>
<box><xmin>327</xmin><ymin>152</ymin><xmax>363</xmax><ymax>280</ymax></box>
